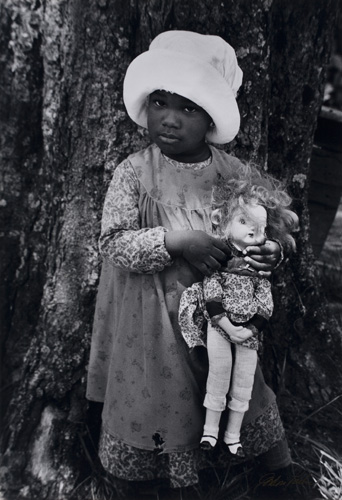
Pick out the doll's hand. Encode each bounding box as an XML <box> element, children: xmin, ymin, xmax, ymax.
<box><xmin>243</xmin><ymin>240</ymin><xmax>281</xmax><ymax>277</ymax></box>
<box><xmin>214</xmin><ymin>316</ymin><xmax>253</xmax><ymax>343</ymax></box>
<box><xmin>227</xmin><ymin>325</ymin><xmax>254</xmax><ymax>343</ymax></box>
<box><xmin>165</xmin><ymin>230</ymin><xmax>230</xmax><ymax>277</ymax></box>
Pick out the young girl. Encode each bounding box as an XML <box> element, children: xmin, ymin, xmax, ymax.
<box><xmin>86</xmin><ymin>30</ymin><xmax>295</xmax><ymax>498</ymax></box>
<box><xmin>179</xmin><ymin>167</ymin><xmax>298</xmax><ymax>458</ymax></box>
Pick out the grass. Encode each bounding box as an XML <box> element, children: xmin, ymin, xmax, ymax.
<box><xmin>312</xmin><ymin>447</ymin><xmax>342</xmax><ymax>500</ymax></box>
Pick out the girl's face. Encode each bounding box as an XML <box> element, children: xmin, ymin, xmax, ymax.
<box><xmin>147</xmin><ymin>90</ymin><xmax>212</xmax><ymax>163</ymax></box>
<box><xmin>224</xmin><ymin>204</ymin><xmax>267</xmax><ymax>250</ymax></box>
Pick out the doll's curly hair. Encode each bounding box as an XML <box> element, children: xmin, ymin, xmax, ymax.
<box><xmin>212</xmin><ymin>163</ymin><xmax>299</xmax><ymax>252</ymax></box>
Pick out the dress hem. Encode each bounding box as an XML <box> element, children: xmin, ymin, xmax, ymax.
<box><xmin>102</xmin><ymin>421</ymin><xmax>201</xmax><ymax>454</ymax></box>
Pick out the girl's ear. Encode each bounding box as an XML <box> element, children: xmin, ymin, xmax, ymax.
<box><xmin>211</xmin><ymin>208</ymin><xmax>222</xmax><ymax>227</ymax></box>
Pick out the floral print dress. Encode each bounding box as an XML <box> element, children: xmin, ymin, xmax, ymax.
<box><xmin>86</xmin><ymin>144</ymin><xmax>285</xmax><ymax>487</ymax></box>
<box><xmin>179</xmin><ymin>270</ymin><xmax>273</xmax><ymax>352</ymax></box>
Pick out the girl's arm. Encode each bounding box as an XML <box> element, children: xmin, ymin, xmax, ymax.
<box><xmin>101</xmin><ymin>159</ymin><xmax>231</xmax><ymax>275</ymax></box>
<box><xmin>99</xmin><ymin>159</ymin><xmax>172</xmax><ymax>274</ymax></box>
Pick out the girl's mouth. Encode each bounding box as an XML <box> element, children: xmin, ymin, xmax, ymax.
<box><xmin>159</xmin><ymin>134</ymin><xmax>180</xmax><ymax>144</ymax></box>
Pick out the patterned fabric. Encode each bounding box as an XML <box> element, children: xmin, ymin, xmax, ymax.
<box><xmin>178</xmin><ymin>283</ymin><xmax>208</xmax><ymax>348</ymax></box>
<box><xmin>100</xmin><ymin>157</ymin><xmax>173</xmax><ymax>274</ymax></box>
<box><xmin>204</xmin><ymin>272</ymin><xmax>273</xmax><ymax>323</ymax></box>
<box><xmin>162</xmin><ymin>152</ymin><xmax>212</xmax><ymax>171</ymax></box>
<box><xmin>99</xmin><ymin>428</ymin><xmax>203</xmax><ymax>488</ymax></box>
<box><xmin>179</xmin><ymin>272</ymin><xmax>273</xmax><ymax>351</ymax></box>
<box><xmin>86</xmin><ymin>144</ymin><xmax>286</xmax><ymax>483</ymax></box>
<box><xmin>99</xmin><ymin>401</ymin><xmax>285</xmax><ymax>488</ymax></box>
<box><xmin>240</xmin><ymin>401</ymin><xmax>286</xmax><ymax>456</ymax></box>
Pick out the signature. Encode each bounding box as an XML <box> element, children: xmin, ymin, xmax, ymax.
<box><xmin>253</xmin><ymin>472</ymin><xmax>311</xmax><ymax>491</ymax></box>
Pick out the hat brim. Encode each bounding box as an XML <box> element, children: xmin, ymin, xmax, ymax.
<box><xmin>123</xmin><ymin>48</ymin><xmax>241</xmax><ymax>144</ymax></box>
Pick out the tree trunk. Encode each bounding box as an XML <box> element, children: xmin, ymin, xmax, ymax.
<box><xmin>264</xmin><ymin>0</ymin><xmax>342</xmax><ymax>408</ymax></box>
<box><xmin>0</xmin><ymin>0</ymin><xmax>340</xmax><ymax>498</ymax></box>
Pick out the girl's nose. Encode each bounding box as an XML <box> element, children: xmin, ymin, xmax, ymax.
<box><xmin>162</xmin><ymin>110</ymin><xmax>181</xmax><ymax>128</ymax></box>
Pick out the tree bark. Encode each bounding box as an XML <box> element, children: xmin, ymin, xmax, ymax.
<box><xmin>265</xmin><ymin>0</ymin><xmax>342</xmax><ymax>405</ymax></box>
<box><xmin>0</xmin><ymin>0</ymin><xmax>340</xmax><ymax>498</ymax></box>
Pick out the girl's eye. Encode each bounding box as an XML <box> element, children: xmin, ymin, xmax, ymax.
<box><xmin>239</xmin><ymin>218</ymin><xmax>246</xmax><ymax>225</ymax></box>
<box><xmin>184</xmin><ymin>106</ymin><xmax>197</xmax><ymax>113</ymax></box>
<box><xmin>154</xmin><ymin>99</ymin><xmax>165</xmax><ymax>108</ymax></box>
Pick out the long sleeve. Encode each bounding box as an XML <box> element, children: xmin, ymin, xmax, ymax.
<box><xmin>202</xmin><ymin>273</ymin><xmax>227</xmax><ymax>318</ymax></box>
<box><xmin>236</xmin><ymin>278</ymin><xmax>273</xmax><ymax>337</ymax></box>
<box><xmin>252</xmin><ymin>277</ymin><xmax>273</xmax><ymax>320</ymax></box>
<box><xmin>202</xmin><ymin>272</ymin><xmax>224</xmax><ymax>303</ymax></box>
<box><xmin>99</xmin><ymin>158</ymin><xmax>173</xmax><ymax>273</ymax></box>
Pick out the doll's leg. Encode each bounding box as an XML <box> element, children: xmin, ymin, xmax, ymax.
<box><xmin>201</xmin><ymin>324</ymin><xmax>232</xmax><ymax>449</ymax></box>
<box><xmin>224</xmin><ymin>346</ymin><xmax>257</xmax><ymax>455</ymax></box>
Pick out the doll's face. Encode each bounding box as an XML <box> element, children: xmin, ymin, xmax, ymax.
<box><xmin>222</xmin><ymin>203</ymin><xmax>267</xmax><ymax>250</ymax></box>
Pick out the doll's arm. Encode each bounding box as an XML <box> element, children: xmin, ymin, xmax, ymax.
<box><xmin>253</xmin><ymin>277</ymin><xmax>274</xmax><ymax>320</ymax></box>
<box><xmin>231</xmin><ymin>278</ymin><xmax>273</xmax><ymax>336</ymax></box>
<box><xmin>202</xmin><ymin>273</ymin><xmax>224</xmax><ymax>302</ymax></box>
<box><xmin>99</xmin><ymin>159</ymin><xmax>172</xmax><ymax>273</ymax></box>
<box><xmin>211</xmin><ymin>314</ymin><xmax>253</xmax><ymax>341</ymax></box>
<box><xmin>204</xmin><ymin>274</ymin><xmax>253</xmax><ymax>342</ymax></box>
<box><xmin>243</xmin><ymin>315</ymin><xmax>267</xmax><ymax>335</ymax></box>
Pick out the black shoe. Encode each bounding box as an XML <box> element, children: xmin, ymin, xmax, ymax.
<box><xmin>226</xmin><ymin>441</ymin><xmax>245</xmax><ymax>458</ymax></box>
<box><xmin>200</xmin><ymin>435</ymin><xmax>217</xmax><ymax>450</ymax></box>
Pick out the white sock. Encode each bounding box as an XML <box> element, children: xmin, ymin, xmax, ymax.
<box><xmin>224</xmin><ymin>431</ymin><xmax>242</xmax><ymax>454</ymax></box>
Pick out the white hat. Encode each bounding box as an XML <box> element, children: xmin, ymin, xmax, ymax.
<box><xmin>123</xmin><ymin>30</ymin><xmax>243</xmax><ymax>144</ymax></box>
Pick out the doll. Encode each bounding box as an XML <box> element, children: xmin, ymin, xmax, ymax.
<box><xmin>178</xmin><ymin>164</ymin><xmax>298</xmax><ymax>457</ymax></box>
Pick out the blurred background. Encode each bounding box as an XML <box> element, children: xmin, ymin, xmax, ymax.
<box><xmin>309</xmin><ymin>9</ymin><xmax>342</xmax><ymax>332</ymax></box>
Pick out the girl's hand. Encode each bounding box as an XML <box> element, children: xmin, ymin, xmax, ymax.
<box><xmin>243</xmin><ymin>240</ymin><xmax>281</xmax><ymax>277</ymax></box>
<box><xmin>214</xmin><ymin>316</ymin><xmax>253</xmax><ymax>343</ymax></box>
<box><xmin>165</xmin><ymin>230</ymin><xmax>230</xmax><ymax>276</ymax></box>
